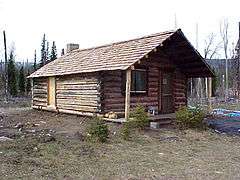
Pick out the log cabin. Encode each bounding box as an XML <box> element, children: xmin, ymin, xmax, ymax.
<box><xmin>29</xmin><ymin>29</ymin><xmax>214</xmax><ymax>120</ymax></box>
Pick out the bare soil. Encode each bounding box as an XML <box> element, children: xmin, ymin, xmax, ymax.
<box><xmin>0</xmin><ymin>100</ymin><xmax>240</xmax><ymax>179</ymax></box>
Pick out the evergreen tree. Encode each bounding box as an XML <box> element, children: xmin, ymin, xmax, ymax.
<box><xmin>7</xmin><ymin>50</ymin><xmax>17</xmax><ymax>96</ymax></box>
<box><xmin>61</xmin><ymin>48</ymin><xmax>65</xmax><ymax>56</ymax></box>
<box><xmin>40</xmin><ymin>34</ymin><xmax>47</xmax><ymax>67</ymax></box>
<box><xmin>46</xmin><ymin>41</ymin><xmax>49</xmax><ymax>62</ymax></box>
<box><xmin>50</xmin><ymin>41</ymin><xmax>57</xmax><ymax>61</ymax></box>
<box><xmin>26</xmin><ymin>59</ymin><xmax>31</xmax><ymax>94</ymax></box>
<box><xmin>18</xmin><ymin>66</ymin><xmax>26</xmax><ymax>95</ymax></box>
<box><xmin>26</xmin><ymin>72</ymin><xmax>31</xmax><ymax>95</ymax></box>
<box><xmin>33</xmin><ymin>49</ymin><xmax>37</xmax><ymax>71</ymax></box>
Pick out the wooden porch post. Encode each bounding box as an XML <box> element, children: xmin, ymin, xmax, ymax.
<box><xmin>125</xmin><ymin>68</ymin><xmax>131</xmax><ymax>119</ymax></box>
<box><xmin>31</xmin><ymin>78</ymin><xmax>34</xmax><ymax>108</ymax></box>
<box><xmin>208</xmin><ymin>77</ymin><xmax>212</xmax><ymax>110</ymax></box>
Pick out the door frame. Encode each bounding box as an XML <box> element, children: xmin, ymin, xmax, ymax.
<box><xmin>159</xmin><ymin>68</ymin><xmax>174</xmax><ymax>114</ymax></box>
<box><xmin>47</xmin><ymin>76</ymin><xmax>56</xmax><ymax>107</ymax></box>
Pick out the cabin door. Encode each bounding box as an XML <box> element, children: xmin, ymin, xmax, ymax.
<box><xmin>161</xmin><ymin>72</ymin><xmax>174</xmax><ymax>113</ymax></box>
<box><xmin>47</xmin><ymin>77</ymin><xmax>56</xmax><ymax>107</ymax></box>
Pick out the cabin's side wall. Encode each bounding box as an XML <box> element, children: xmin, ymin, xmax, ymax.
<box><xmin>102</xmin><ymin>52</ymin><xmax>187</xmax><ymax>115</ymax></box>
<box><xmin>102</xmin><ymin>68</ymin><xmax>160</xmax><ymax>114</ymax></box>
<box><xmin>55</xmin><ymin>72</ymin><xmax>101</xmax><ymax>114</ymax></box>
<box><xmin>102</xmin><ymin>52</ymin><xmax>170</xmax><ymax>114</ymax></box>
<box><xmin>32</xmin><ymin>77</ymin><xmax>48</xmax><ymax>107</ymax></box>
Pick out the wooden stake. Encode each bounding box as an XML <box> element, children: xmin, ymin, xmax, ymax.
<box><xmin>3</xmin><ymin>31</ymin><xmax>8</xmax><ymax>102</ymax></box>
<box><xmin>208</xmin><ymin>77</ymin><xmax>212</xmax><ymax>110</ymax></box>
<box><xmin>125</xmin><ymin>68</ymin><xmax>131</xmax><ymax>119</ymax></box>
<box><xmin>31</xmin><ymin>78</ymin><xmax>34</xmax><ymax>107</ymax></box>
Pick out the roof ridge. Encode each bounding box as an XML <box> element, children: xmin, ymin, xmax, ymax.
<box><xmin>71</xmin><ymin>29</ymin><xmax>177</xmax><ymax>53</ymax></box>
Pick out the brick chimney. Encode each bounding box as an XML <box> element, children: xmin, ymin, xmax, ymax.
<box><xmin>66</xmin><ymin>43</ymin><xmax>79</xmax><ymax>53</ymax></box>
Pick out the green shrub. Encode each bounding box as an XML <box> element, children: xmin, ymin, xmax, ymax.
<box><xmin>129</xmin><ymin>105</ymin><xmax>149</xmax><ymax>129</ymax></box>
<box><xmin>121</xmin><ymin>105</ymin><xmax>149</xmax><ymax>140</ymax></box>
<box><xmin>121</xmin><ymin>122</ymin><xmax>131</xmax><ymax>140</ymax></box>
<box><xmin>87</xmin><ymin>117</ymin><xmax>109</xmax><ymax>143</ymax></box>
<box><xmin>176</xmin><ymin>106</ymin><xmax>205</xmax><ymax>129</ymax></box>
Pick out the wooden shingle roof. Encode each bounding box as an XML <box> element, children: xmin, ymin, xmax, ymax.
<box><xmin>29</xmin><ymin>30</ymin><xmax>175</xmax><ymax>78</ymax></box>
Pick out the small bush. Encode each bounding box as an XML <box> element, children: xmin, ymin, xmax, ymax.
<box><xmin>176</xmin><ymin>106</ymin><xmax>205</xmax><ymax>129</ymax></box>
<box><xmin>87</xmin><ymin>117</ymin><xmax>109</xmax><ymax>143</ymax></box>
<box><xmin>121</xmin><ymin>122</ymin><xmax>131</xmax><ymax>140</ymax></box>
<box><xmin>129</xmin><ymin>105</ymin><xmax>149</xmax><ymax>129</ymax></box>
<box><xmin>121</xmin><ymin>105</ymin><xmax>149</xmax><ymax>140</ymax></box>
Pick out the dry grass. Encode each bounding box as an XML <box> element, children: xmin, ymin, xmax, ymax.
<box><xmin>1</xmin><ymin>101</ymin><xmax>240</xmax><ymax>179</ymax></box>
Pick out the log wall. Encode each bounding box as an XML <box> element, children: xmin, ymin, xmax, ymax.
<box><xmin>173</xmin><ymin>69</ymin><xmax>187</xmax><ymax>109</ymax></box>
<box><xmin>102</xmin><ymin>52</ymin><xmax>187</xmax><ymax>114</ymax></box>
<box><xmin>32</xmin><ymin>77</ymin><xmax>48</xmax><ymax>107</ymax></box>
<box><xmin>102</xmin><ymin>69</ymin><xmax>160</xmax><ymax>114</ymax></box>
<box><xmin>32</xmin><ymin>51</ymin><xmax>187</xmax><ymax>115</ymax></box>
<box><xmin>55</xmin><ymin>72</ymin><xmax>101</xmax><ymax>113</ymax></box>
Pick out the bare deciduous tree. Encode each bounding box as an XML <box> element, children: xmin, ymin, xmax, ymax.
<box><xmin>203</xmin><ymin>33</ymin><xmax>222</xmax><ymax>100</ymax></box>
<box><xmin>204</xmin><ymin>33</ymin><xmax>221</xmax><ymax>59</ymax></box>
<box><xmin>220</xmin><ymin>19</ymin><xmax>229</xmax><ymax>100</ymax></box>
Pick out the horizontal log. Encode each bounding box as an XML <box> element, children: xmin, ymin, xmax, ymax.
<box><xmin>148</xmin><ymin>82</ymin><xmax>158</xmax><ymax>86</ymax></box>
<box><xmin>103</xmin><ymin>87</ymin><xmax>122</xmax><ymax>93</ymax></box>
<box><xmin>57</xmin><ymin>96</ymin><xmax>100</xmax><ymax>101</ymax></box>
<box><xmin>57</xmin><ymin>86</ymin><xmax>99</xmax><ymax>91</ymax></box>
<box><xmin>104</xmin><ymin>71</ymin><xmax>121</xmax><ymax>76</ymax></box>
<box><xmin>104</xmin><ymin>102</ymin><xmax>158</xmax><ymax>109</ymax></box>
<box><xmin>57</xmin><ymin>104</ymin><xmax>99</xmax><ymax>112</ymax></box>
<box><xmin>57</xmin><ymin>83</ymin><xmax>99</xmax><ymax>89</ymax></box>
<box><xmin>33</xmin><ymin>101</ymin><xmax>47</xmax><ymax>107</ymax></box>
<box><xmin>33</xmin><ymin>98</ymin><xmax>47</xmax><ymax>103</ymax></box>
<box><xmin>57</xmin><ymin>108</ymin><xmax>96</xmax><ymax>116</ymax></box>
<box><xmin>174</xmin><ymin>79</ymin><xmax>186</xmax><ymax>83</ymax></box>
<box><xmin>56</xmin><ymin>99</ymin><xmax>99</xmax><ymax>106</ymax></box>
<box><xmin>32</xmin><ymin>105</ymin><xmax>99</xmax><ymax>117</ymax></box>
<box><xmin>57</xmin><ymin>77</ymin><xmax>98</xmax><ymax>82</ymax></box>
<box><xmin>104</xmin><ymin>93</ymin><xmax>123</xmax><ymax>99</ymax></box>
<box><xmin>33</xmin><ymin>94</ymin><xmax>48</xmax><ymax>98</ymax></box>
<box><xmin>148</xmin><ymin>87</ymin><xmax>158</xmax><ymax>92</ymax></box>
<box><xmin>104</xmin><ymin>76</ymin><xmax>122</xmax><ymax>82</ymax></box>
<box><xmin>58</xmin><ymin>73</ymin><xmax>98</xmax><ymax>79</ymax></box>
<box><xmin>33</xmin><ymin>89</ymin><xmax>47</xmax><ymax>94</ymax></box>
<box><xmin>174</xmin><ymin>81</ymin><xmax>186</xmax><ymax>85</ymax></box>
<box><xmin>148</xmin><ymin>77</ymin><xmax>159</xmax><ymax>82</ymax></box>
<box><xmin>56</xmin><ymin>82</ymin><xmax>99</xmax><ymax>86</ymax></box>
<box><xmin>57</xmin><ymin>89</ymin><xmax>100</xmax><ymax>95</ymax></box>
<box><xmin>103</xmin><ymin>97</ymin><xmax>158</xmax><ymax>104</ymax></box>
<box><xmin>174</xmin><ymin>85</ymin><xmax>186</xmax><ymax>89</ymax></box>
<box><xmin>104</xmin><ymin>82</ymin><xmax>122</xmax><ymax>88</ymax></box>
<box><xmin>33</xmin><ymin>86</ymin><xmax>47</xmax><ymax>91</ymax></box>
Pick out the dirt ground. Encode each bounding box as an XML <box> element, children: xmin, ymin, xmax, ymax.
<box><xmin>1</xmin><ymin>100</ymin><xmax>240</xmax><ymax>179</ymax></box>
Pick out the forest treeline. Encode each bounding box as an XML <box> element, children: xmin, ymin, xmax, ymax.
<box><xmin>0</xmin><ymin>34</ymin><xmax>59</xmax><ymax>97</ymax></box>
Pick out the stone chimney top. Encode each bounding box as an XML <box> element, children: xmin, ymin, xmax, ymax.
<box><xmin>66</xmin><ymin>43</ymin><xmax>79</xmax><ymax>53</ymax></box>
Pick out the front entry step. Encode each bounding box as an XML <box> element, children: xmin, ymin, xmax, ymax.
<box><xmin>150</xmin><ymin>120</ymin><xmax>173</xmax><ymax>129</ymax></box>
<box><xmin>149</xmin><ymin>113</ymin><xmax>175</xmax><ymax>129</ymax></box>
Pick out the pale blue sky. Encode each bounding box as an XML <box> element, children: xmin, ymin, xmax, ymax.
<box><xmin>0</xmin><ymin>0</ymin><xmax>240</xmax><ymax>62</ymax></box>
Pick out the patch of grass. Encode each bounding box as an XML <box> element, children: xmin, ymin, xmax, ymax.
<box><xmin>2</xmin><ymin>103</ymin><xmax>240</xmax><ymax>179</ymax></box>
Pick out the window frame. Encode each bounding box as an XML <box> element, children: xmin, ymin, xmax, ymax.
<box><xmin>122</xmin><ymin>67</ymin><xmax>148</xmax><ymax>95</ymax></box>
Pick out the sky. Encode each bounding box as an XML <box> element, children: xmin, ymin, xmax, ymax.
<box><xmin>0</xmin><ymin>0</ymin><xmax>240</xmax><ymax>63</ymax></box>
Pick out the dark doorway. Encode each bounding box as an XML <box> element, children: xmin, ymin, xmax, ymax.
<box><xmin>161</xmin><ymin>72</ymin><xmax>174</xmax><ymax>113</ymax></box>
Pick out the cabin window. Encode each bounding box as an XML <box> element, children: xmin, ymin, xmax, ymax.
<box><xmin>122</xmin><ymin>69</ymin><xmax>147</xmax><ymax>94</ymax></box>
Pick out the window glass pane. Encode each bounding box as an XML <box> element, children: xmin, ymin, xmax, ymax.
<box><xmin>135</xmin><ymin>71</ymin><xmax>146</xmax><ymax>91</ymax></box>
<box><xmin>131</xmin><ymin>71</ymin><xmax>136</xmax><ymax>91</ymax></box>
